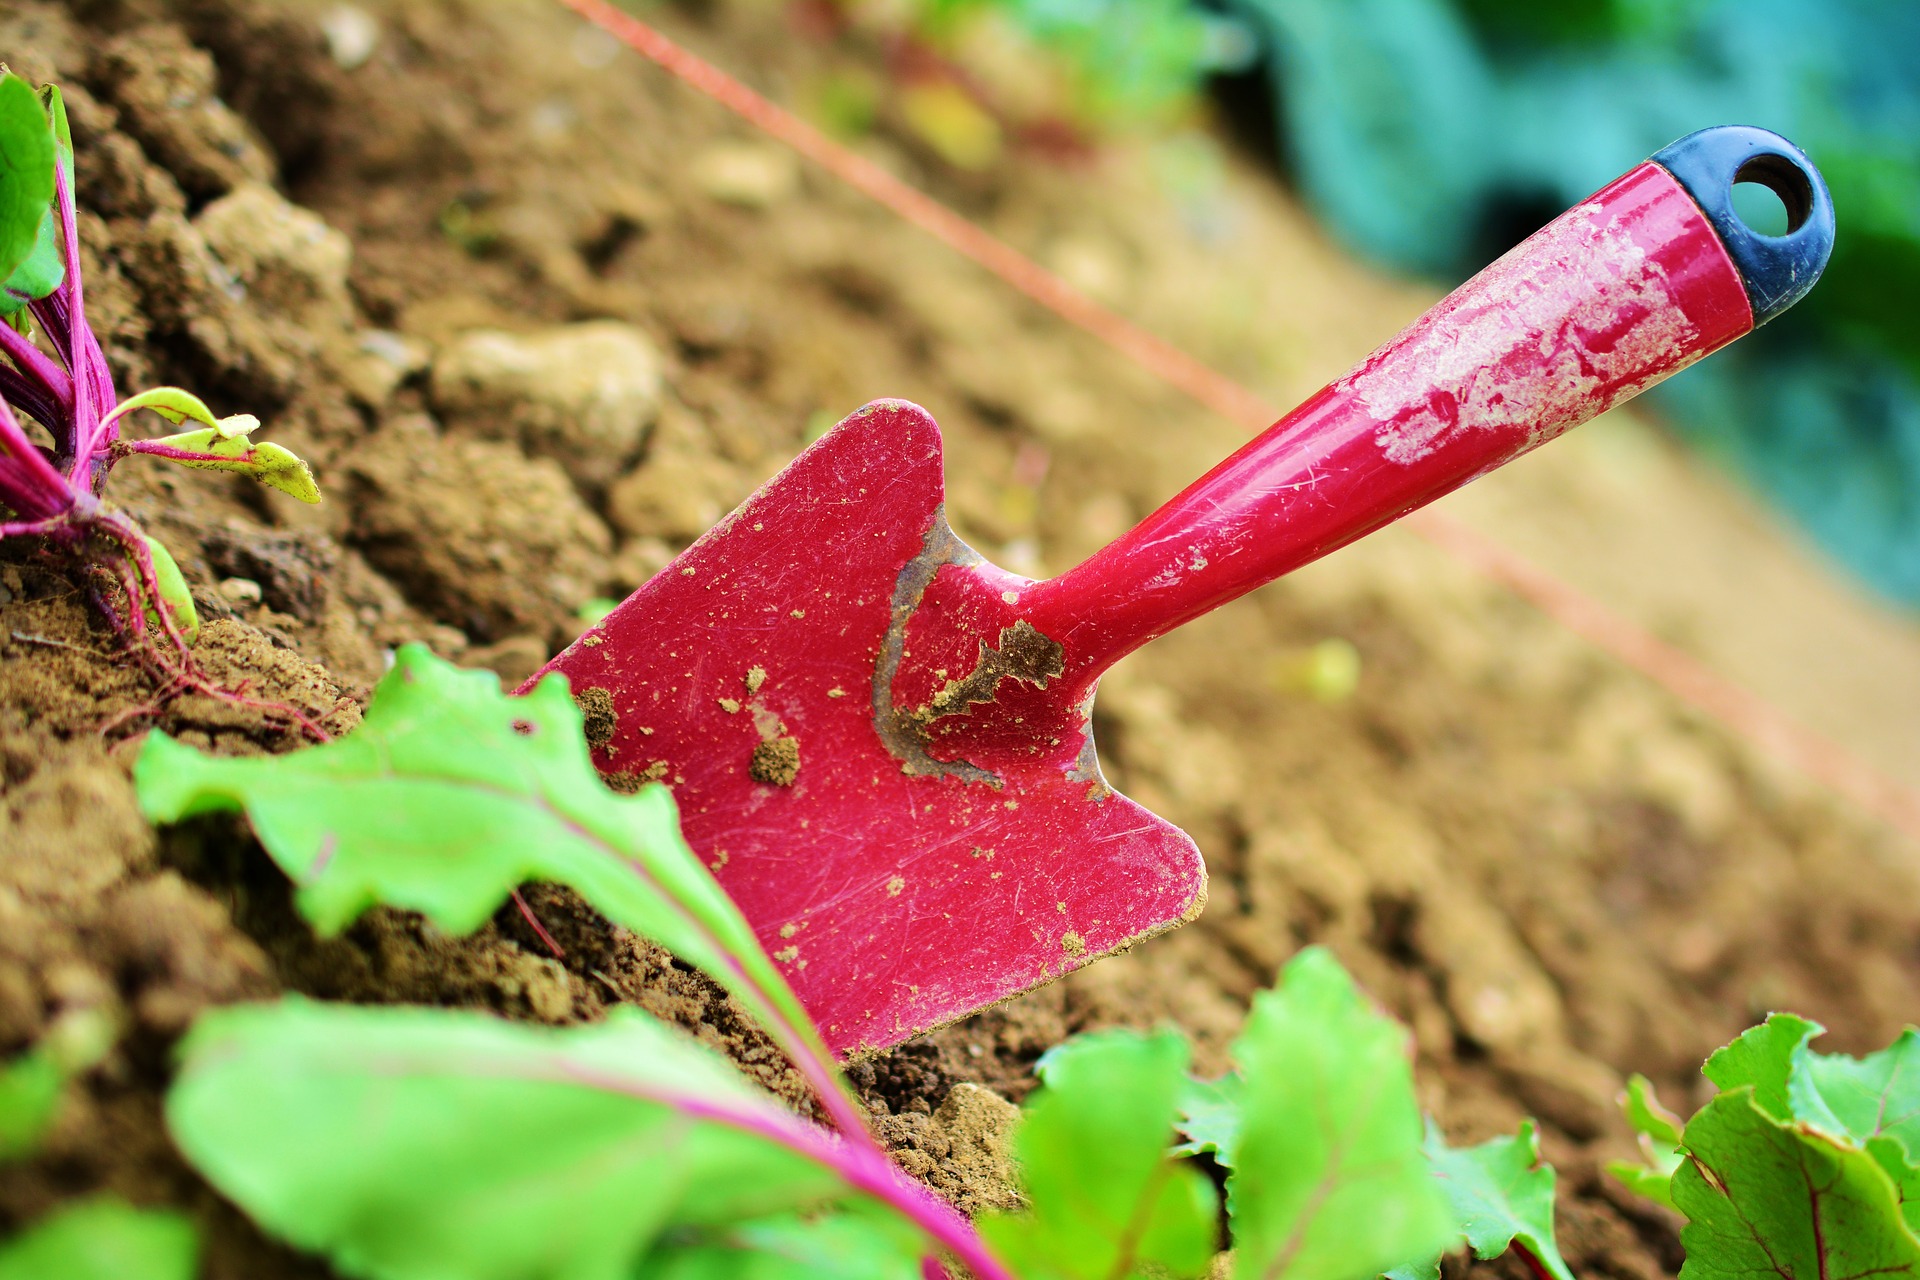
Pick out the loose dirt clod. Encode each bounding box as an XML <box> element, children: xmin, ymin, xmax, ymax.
<box><xmin>749</xmin><ymin>736</ymin><xmax>801</xmax><ymax>786</ymax></box>
<box><xmin>574</xmin><ymin>687</ymin><xmax>618</xmax><ymax>749</ymax></box>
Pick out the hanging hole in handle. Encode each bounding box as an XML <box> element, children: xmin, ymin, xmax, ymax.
<box><xmin>1731</xmin><ymin>153</ymin><xmax>1813</xmax><ymax>237</ymax></box>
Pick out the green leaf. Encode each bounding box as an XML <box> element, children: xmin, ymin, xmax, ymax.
<box><xmin>140</xmin><ymin>427</ymin><xmax>323</xmax><ymax>504</ymax></box>
<box><xmin>1173</xmin><ymin>1070</ymin><xmax>1243</xmax><ymax>1158</ymax></box>
<box><xmin>1388</xmin><ymin>1119</ymin><xmax>1574</xmax><ymax>1280</ymax></box>
<box><xmin>141</xmin><ymin>534</ymin><xmax>200</xmax><ymax>645</ymax></box>
<box><xmin>0</xmin><ymin>1198</ymin><xmax>197</xmax><ymax>1280</ymax></box>
<box><xmin>1788</xmin><ymin>1028</ymin><xmax>1920</xmax><ymax>1159</ymax></box>
<box><xmin>1702</xmin><ymin>1013</ymin><xmax>1822</xmax><ymax>1122</ymax></box>
<box><xmin>0</xmin><ymin>74</ymin><xmax>54</xmax><ymax>291</ymax></box>
<box><xmin>1673</xmin><ymin>1087</ymin><xmax>1920</xmax><ymax>1280</ymax></box>
<box><xmin>1225</xmin><ymin>947</ymin><xmax>1454</xmax><ymax>1280</ymax></box>
<box><xmin>637</xmin><ymin>1207</ymin><xmax>926</xmax><ymax>1280</ymax></box>
<box><xmin>102</xmin><ymin>386</ymin><xmax>223</xmax><ymax>433</ymax></box>
<box><xmin>981</xmin><ymin>1028</ymin><xmax>1218</xmax><ymax>1280</ymax></box>
<box><xmin>37</xmin><ymin>83</ymin><xmax>70</xmax><ymax>172</ymax></box>
<box><xmin>133</xmin><ymin>644</ymin><xmax>817</xmax><ymax>1057</ymax></box>
<box><xmin>0</xmin><ymin>207</ymin><xmax>61</xmax><ymax>315</ymax></box>
<box><xmin>0</xmin><ymin>1046</ymin><xmax>62</xmax><ymax>1161</ymax></box>
<box><xmin>1622</xmin><ymin>1072</ymin><xmax>1686</xmax><ymax>1147</ymax></box>
<box><xmin>1605</xmin><ymin>1074</ymin><xmax>1686</xmax><ymax>1209</ymax></box>
<box><xmin>168</xmin><ymin>999</ymin><xmax>864</xmax><ymax>1280</ymax></box>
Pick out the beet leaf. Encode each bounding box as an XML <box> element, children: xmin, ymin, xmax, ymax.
<box><xmin>0</xmin><ymin>1046</ymin><xmax>60</xmax><ymax>1161</ymax></box>
<box><xmin>1387</xmin><ymin>1119</ymin><xmax>1574</xmax><ymax>1280</ymax></box>
<box><xmin>1195</xmin><ymin>947</ymin><xmax>1454</xmax><ymax>1280</ymax></box>
<box><xmin>0</xmin><ymin>1198</ymin><xmax>197</xmax><ymax>1280</ymax></box>
<box><xmin>1701</xmin><ymin>1013</ymin><xmax>1822</xmax><ymax>1120</ymax></box>
<box><xmin>167</xmin><ymin>1000</ymin><xmax>926</xmax><ymax>1280</ymax></box>
<box><xmin>0</xmin><ymin>74</ymin><xmax>55</xmax><ymax>301</ymax></box>
<box><xmin>1674</xmin><ymin>1085</ymin><xmax>1920</xmax><ymax>1280</ymax></box>
<box><xmin>1605</xmin><ymin>1073</ymin><xmax>1685</xmax><ymax>1209</ymax></box>
<box><xmin>1788</xmin><ymin>1028</ymin><xmax>1920</xmax><ymax>1164</ymax></box>
<box><xmin>133</xmin><ymin>644</ymin><xmax>820</xmax><ymax>1065</ymax></box>
<box><xmin>980</xmin><ymin>1028</ymin><xmax>1218</xmax><ymax>1280</ymax></box>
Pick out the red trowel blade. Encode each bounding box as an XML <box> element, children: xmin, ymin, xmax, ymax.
<box><xmin>532</xmin><ymin>401</ymin><xmax>1204</xmax><ymax>1057</ymax></box>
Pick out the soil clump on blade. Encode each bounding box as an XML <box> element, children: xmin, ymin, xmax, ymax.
<box><xmin>2</xmin><ymin>3</ymin><xmax>1917</xmax><ymax>1279</ymax></box>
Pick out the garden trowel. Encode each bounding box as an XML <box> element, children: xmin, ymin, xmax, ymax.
<box><xmin>526</xmin><ymin>126</ymin><xmax>1832</xmax><ymax>1056</ymax></box>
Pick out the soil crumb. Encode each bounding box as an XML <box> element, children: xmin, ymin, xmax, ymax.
<box><xmin>750</xmin><ymin>736</ymin><xmax>801</xmax><ymax>786</ymax></box>
<box><xmin>574</xmin><ymin>687</ymin><xmax>617</xmax><ymax>748</ymax></box>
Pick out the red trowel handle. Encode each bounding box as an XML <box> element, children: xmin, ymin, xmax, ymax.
<box><xmin>1021</xmin><ymin>126</ymin><xmax>1833</xmax><ymax>689</ymax></box>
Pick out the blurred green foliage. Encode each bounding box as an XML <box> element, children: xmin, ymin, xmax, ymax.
<box><xmin>1227</xmin><ymin>0</ymin><xmax>1920</xmax><ymax>602</ymax></box>
<box><xmin>913</xmin><ymin>0</ymin><xmax>1920</xmax><ymax>603</ymax></box>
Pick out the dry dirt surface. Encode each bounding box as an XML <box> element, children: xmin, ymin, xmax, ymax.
<box><xmin>3</xmin><ymin>2</ymin><xmax>1918</xmax><ymax>1278</ymax></box>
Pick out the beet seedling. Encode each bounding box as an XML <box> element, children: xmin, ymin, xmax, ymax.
<box><xmin>0</xmin><ymin>73</ymin><xmax>320</xmax><ymax>730</ymax></box>
<box><xmin>136</xmin><ymin>646</ymin><xmax>1568</xmax><ymax>1280</ymax></box>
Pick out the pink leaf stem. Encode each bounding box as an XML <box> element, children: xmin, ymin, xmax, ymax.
<box><xmin>0</xmin><ymin>312</ymin><xmax>72</xmax><ymax>423</ymax></box>
<box><xmin>540</xmin><ymin>1061</ymin><xmax>1018</xmax><ymax>1280</ymax></box>
<box><xmin>0</xmin><ymin>396</ymin><xmax>74</xmax><ymax>520</ymax></box>
<box><xmin>124</xmin><ymin>439</ymin><xmax>248</xmax><ymax>465</ymax></box>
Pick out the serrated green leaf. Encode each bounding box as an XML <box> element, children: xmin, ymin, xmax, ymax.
<box><xmin>1387</xmin><ymin>1119</ymin><xmax>1574</xmax><ymax>1280</ymax></box>
<box><xmin>1225</xmin><ymin>947</ymin><xmax>1454</xmax><ymax>1280</ymax></box>
<box><xmin>0</xmin><ymin>1198</ymin><xmax>197</xmax><ymax>1280</ymax></box>
<box><xmin>133</xmin><ymin>644</ymin><xmax>816</xmax><ymax>1058</ymax></box>
<box><xmin>637</xmin><ymin>1206</ymin><xmax>925</xmax><ymax>1280</ymax></box>
<box><xmin>0</xmin><ymin>207</ymin><xmax>61</xmax><ymax>314</ymax></box>
<box><xmin>168</xmin><ymin>1000</ymin><xmax>862</xmax><ymax>1280</ymax></box>
<box><xmin>1173</xmin><ymin>1070</ymin><xmax>1243</xmax><ymax>1158</ymax></box>
<box><xmin>0</xmin><ymin>1046</ymin><xmax>62</xmax><ymax>1161</ymax></box>
<box><xmin>1703</xmin><ymin>1014</ymin><xmax>1823</xmax><ymax>1122</ymax></box>
<box><xmin>1788</xmin><ymin>1028</ymin><xmax>1920</xmax><ymax>1159</ymax></box>
<box><xmin>1674</xmin><ymin>1087</ymin><xmax>1920</xmax><ymax>1280</ymax></box>
<box><xmin>1867</xmin><ymin>1134</ymin><xmax>1920</xmax><ymax>1235</ymax></box>
<box><xmin>981</xmin><ymin>1028</ymin><xmax>1218</xmax><ymax>1280</ymax></box>
<box><xmin>136</xmin><ymin>426</ymin><xmax>321</xmax><ymax>503</ymax></box>
<box><xmin>0</xmin><ymin>74</ymin><xmax>54</xmax><ymax>291</ymax></box>
<box><xmin>1605</xmin><ymin>1074</ymin><xmax>1686</xmax><ymax>1209</ymax></box>
<box><xmin>1624</xmin><ymin>1072</ymin><xmax>1686</xmax><ymax>1147</ymax></box>
<box><xmin>141</xmin><ymin>534</ymin><xmax>199</xmax><ymax>645</ymax></box>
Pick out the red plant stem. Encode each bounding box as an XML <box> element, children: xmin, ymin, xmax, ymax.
<box><xmin>0</xmin><ymin>308</ymin><xmax>71</xmax><ymax>419</ymax></box>
<box><xmin>0</xmin><ymin>398</ymin><xmax>77</xmax><ymax>520</ymax></box>
<box><xmin>510</xmin><ymin>889</ymin><xmax>568</xmax><ymax>959</ymax></box>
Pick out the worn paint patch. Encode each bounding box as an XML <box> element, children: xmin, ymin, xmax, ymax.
<box><xmin>1342</xmin><ymin>203</ymin><xmax>1699</xmax><ymax>464</ymax></box>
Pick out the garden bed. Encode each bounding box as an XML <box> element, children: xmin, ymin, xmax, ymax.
<box><xmin>3</xmin><ymin>2</ymin><xmax>1918</xmax><ymax>1277</ymax></box>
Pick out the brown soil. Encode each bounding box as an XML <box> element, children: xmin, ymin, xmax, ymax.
<box><xmin>3</xmin><ymin>2</ymin><xmax>1917</xmax><ymax>1279</ymax></box>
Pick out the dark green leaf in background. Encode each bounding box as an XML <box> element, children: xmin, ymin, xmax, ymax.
<box><xmin>0</xmin><ymin>1198</ymin><xmax>197</xmax><ymax>1280</ymax></box>
<box><xmin>981</xmin><ymin>1028</ymin><xmax>1218</xmax><ymax>1280</ymax></box>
